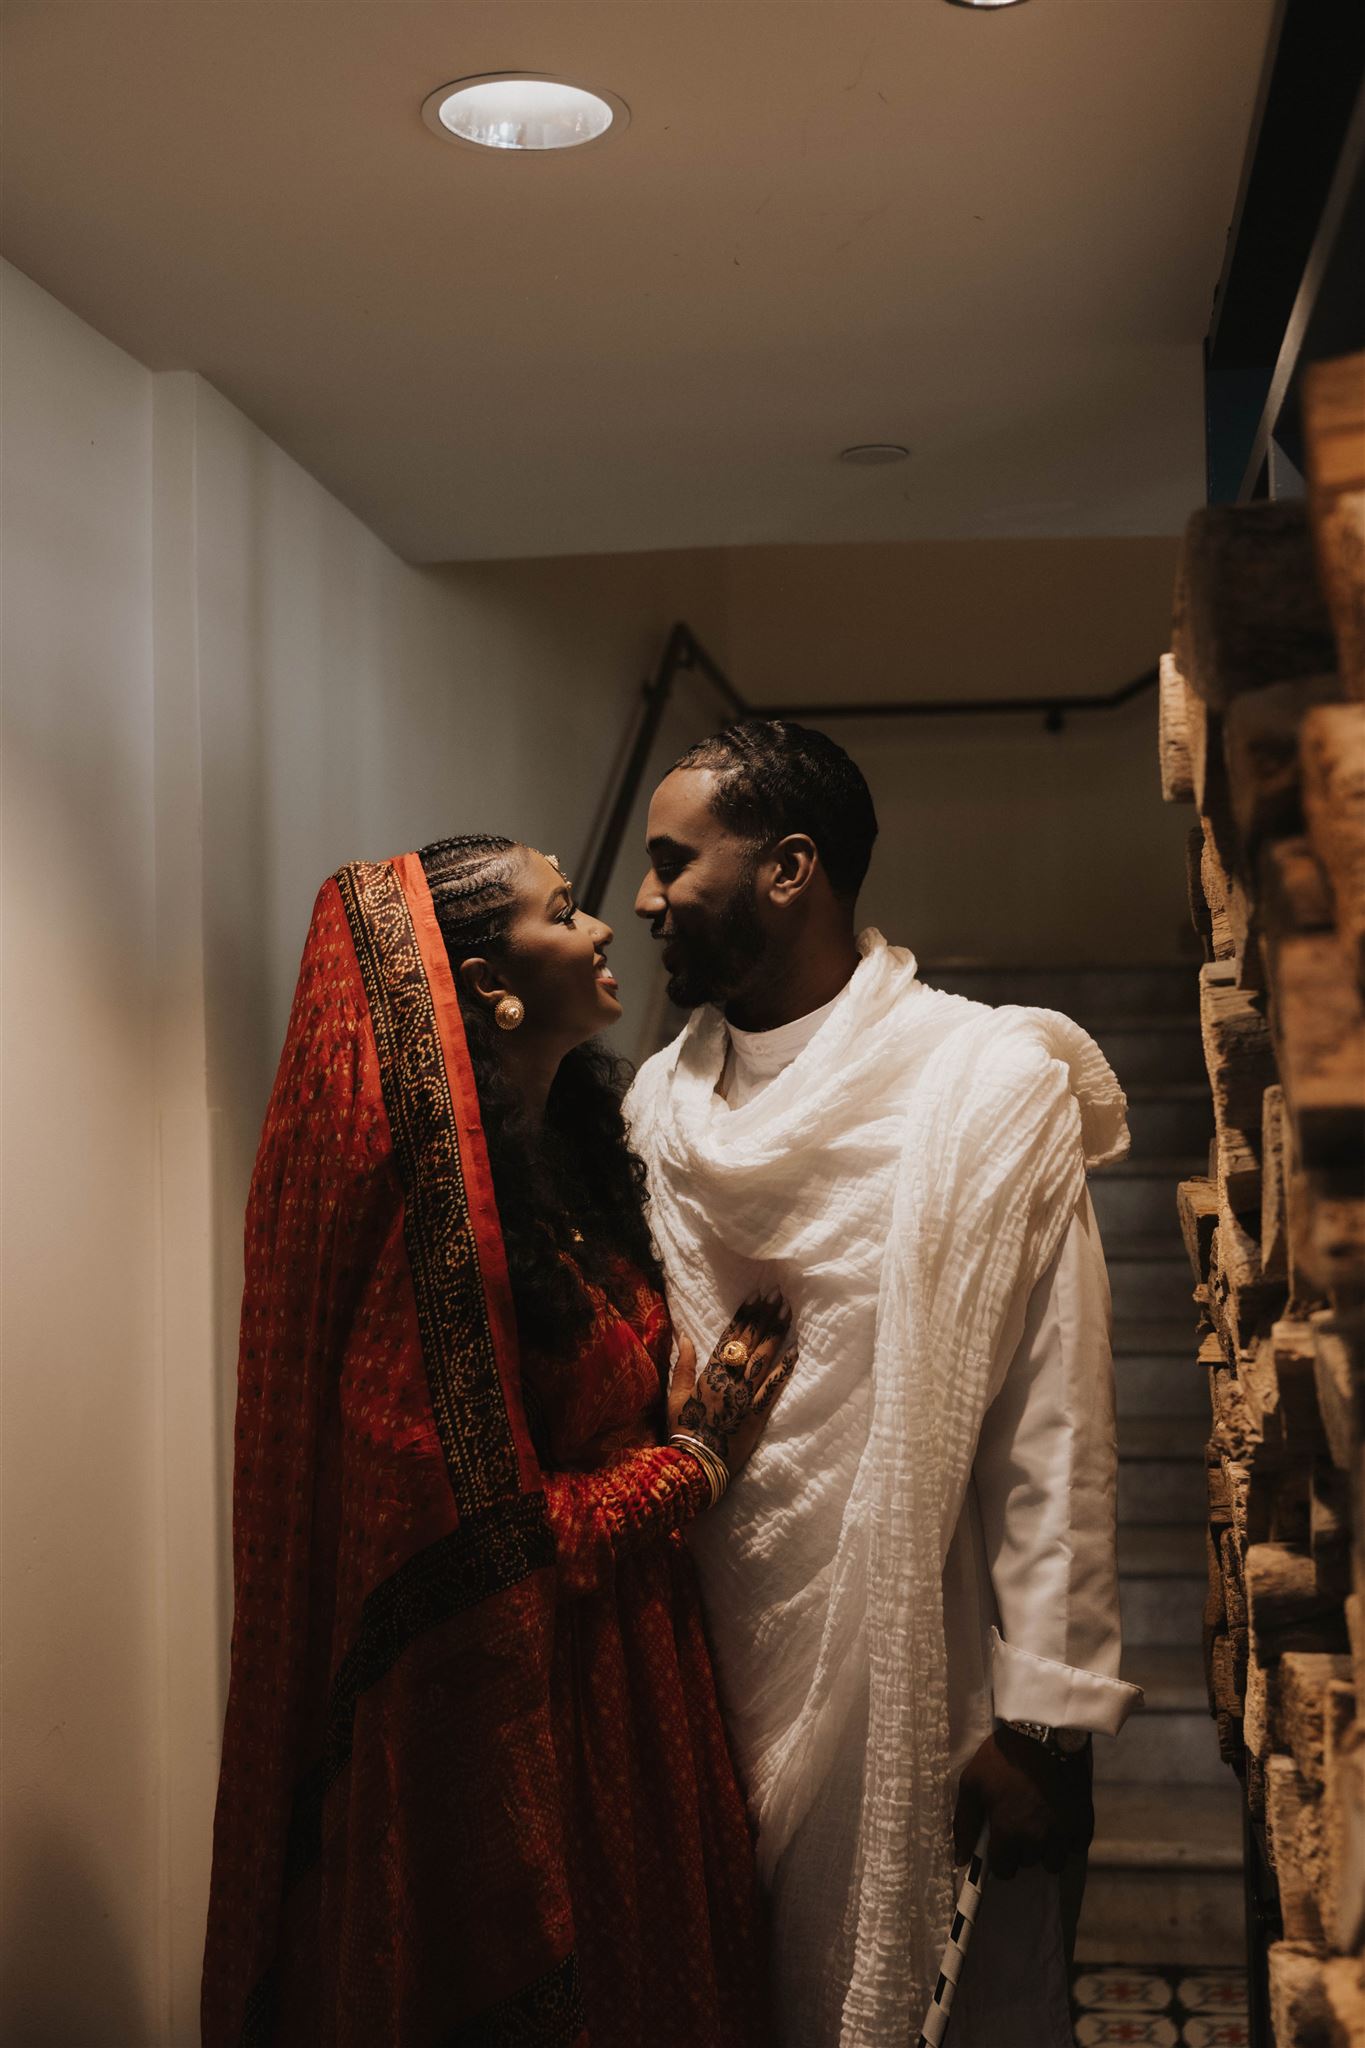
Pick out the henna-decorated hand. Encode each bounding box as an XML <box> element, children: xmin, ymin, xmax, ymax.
<box><xmin>667</xmin><ymin>1291</ymin><xmax>797</xmax><ymax>1476</ymax></box>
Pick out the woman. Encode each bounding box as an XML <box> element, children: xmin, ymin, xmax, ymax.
<box><xmin>201</xmin><ymin>834</ymin><xmax>794</xmax><ymax>2048</ymax></box>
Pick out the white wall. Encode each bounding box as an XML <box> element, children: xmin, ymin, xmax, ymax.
<box><xmin>188</xmin><ymin>406</ymin><xmax>731</xmax><ymax>1173</ymax></box>
<box><xmin>0</xmin><ymin>263</ymin><xmax>736</xmax><ymax>2043</ymax></box>
<box><xmin>1</xmin><ymin>265</ymin><xmax>164</xmax><ymax>2043</ymax></box>
<box><xmin>721</xmin><ymin>539</ymin><xmax>1194</xmax><ymax>966</ymax></box>
<box><xmin>1</xmin><ymin>257</ymin><xmax>1194</xmax><ymax>2044</ymax></box>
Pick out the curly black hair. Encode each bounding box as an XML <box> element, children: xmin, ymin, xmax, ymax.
<box><xmin>418</xmin><ymin>833</ymin><xmax>661</xmax><ymax>1359</ymax></box>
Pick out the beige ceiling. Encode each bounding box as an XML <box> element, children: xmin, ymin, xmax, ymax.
<box><xmin>2</xmin><ymin>0</ymin><xmax>1273</xmax><ymax>563</ymax></box>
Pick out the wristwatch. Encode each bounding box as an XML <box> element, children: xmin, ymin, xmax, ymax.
<box><xmin>1002</xmin><ymin>1718</ymin><xmax>1090</xmax><ymax>1760</ymax></box>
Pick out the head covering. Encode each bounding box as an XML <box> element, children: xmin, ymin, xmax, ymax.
<box><xmin>202</xmin><ymin>854</ymin><xmax>585</xmax><ymax>2048</ymax></box>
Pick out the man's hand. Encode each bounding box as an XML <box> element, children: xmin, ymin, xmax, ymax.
<box><xmin>952</xmin><ymin>1726</ymin><xmax>1093</xmax><ymax>1879</ymax></box>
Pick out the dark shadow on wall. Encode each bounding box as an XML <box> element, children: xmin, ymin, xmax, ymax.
<box><xmin>2</xmin><ymin>1819</ymin><xmax>159</xmax><ymax>2046</ymax></box>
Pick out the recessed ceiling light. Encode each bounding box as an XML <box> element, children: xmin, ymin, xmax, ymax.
<box><xmin>943</xmin><ymin>0</ymin><xmax>1030</xmax><ymax>8</ymax></box>
<box><xmin>421</xmin><ymin>74</ymin><xmax>629</xmax><ymax>153</ymax></box>
<box><xmin>839</xmin><ymin>443</ymin><xmax>910</xmax><ymax>466</ymax></box>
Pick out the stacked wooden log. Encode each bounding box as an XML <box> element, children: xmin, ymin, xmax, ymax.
<box><xmin>1161</xmin><ymin>352</ymin><xmax>1365</xmax><ymax>2043</ymax></box>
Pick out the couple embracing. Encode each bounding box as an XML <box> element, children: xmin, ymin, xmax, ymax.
<box><xmin>203</xmin><ymin>720</ymin><xmax>1140</xmax><ymax>2048</ymax></box>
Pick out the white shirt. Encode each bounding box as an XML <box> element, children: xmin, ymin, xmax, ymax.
<box><xmin>718</xmin><ymin>990</ymin><xmax>1133</xmax><ymax>1757</ymax></box>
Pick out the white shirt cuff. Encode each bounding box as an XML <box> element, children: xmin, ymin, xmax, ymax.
<box><xmin>990</xmin><ymin>1627</ymin><xmax>1143</xmax><ymax>1737</ymax></box>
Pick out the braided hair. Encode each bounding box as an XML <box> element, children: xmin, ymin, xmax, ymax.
<box><xmin>418</xmin><ymin>833</ymin><xmax>661</xmax><ymax>1357</ymax></box>
<box><xmin>671</xmin><ymin>718</ymin><xmax>878</xmax><ymax>902</ymax></box>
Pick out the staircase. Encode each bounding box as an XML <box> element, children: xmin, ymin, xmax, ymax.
<box><xmin>924</xmin><ymin>962</ymin><xmax>1246</xmax><ymax>1969</ymax></box>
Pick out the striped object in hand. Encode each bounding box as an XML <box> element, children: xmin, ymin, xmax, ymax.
<box><xmin>915</xmin><ymin>1825</ymin><xmax>989</xmax><ymax>2047</ymax></box>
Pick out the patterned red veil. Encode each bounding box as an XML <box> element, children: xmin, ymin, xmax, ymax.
<box><xmin>202</xmin><ymin>854</ymin><xmax>584</xmax><ymax>2048</ymax></box>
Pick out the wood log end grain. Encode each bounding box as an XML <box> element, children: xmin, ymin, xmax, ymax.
<box><xmin>1267</xmin><ymin>1751</ymin><xmax>1327</xmax><ymax>1943</ymax></box>
<box><xmin>1313</xmin><ymin>1311</ymin><xmax>1365</xmax><ymax>1470</ymax></box>
<box><xmin>1187</xmin><ymin>823</ymin><xmax>1214</xmax><ymax>954</ymax></box>
<box><xmin>1202</xmin><ymin>816</ymin><xmax>1240</xmax><ymax>962</ymax></box>
<box><xmin>1201</xmin><ymin>960</ymin><xmax>1274</xmax><ymax>1216</ymax></box>
<box><xmin>1206</xmin><ymin>1522</ymin><xmax>1228</xmax><ymax>1649</ymax></box>
<box><xmin>1249</xmin><ymin>1541</ymin><xmax>1351</xmax><ymax>1664</ymax></box>
<box><xmin>1301</xmin><ymin>702</ymin><xmax>1365</xmax><ymax>988</ymax></box>
<box><xmin>1313</xmin><ymin>1465</ymin><xmax>1353</xmax><ymax>1603</ymax></box>
<box><xmin>1269</xmin><ymin>932</ymin><xmax>1365</xmax><ymax>1169</ymax></box>
<box><xmin>1303</xmin><ymin>354</ymin><xmax>1365</xmax><ymax>488</ymax></box>
<box><xmin>1222</xmin><ymin>1522</ymin><xmax>1249</xmax><ymax>1630</ymax></box>
<box><xmin>1260</xmin><ymin>836</ymin><xmax>1337</xmax><ymax>946</ymax></box>
<box><xmin>1264</xmin><ymin>1463</ymin><xmax>1313</xmax><ymax>1552</ymax></box>
<box><xmin>1325</xmin><ymin>1717</ymin><xmax>1365</xmax><ymax>1966</ymax></box>
<box><xmin>1265</xmin><ymin>1084</ymin><xmax>1292</xmax><ymax>1285</ymax></box>
<box><xmin>1316</xmin><ymin>491</ymin><xmax>1365</xmax><ymax>705</ymax></box>
<box><xmin>1158</xmin><ymin>650</ymin><xmax>1197</xmax><ymax>803</ymax></box>
<box><xmin>1216</xmin><ymin>1703</ymin><xmax>1245</xmax><ymax>1765</ymax></box>
<box><xmin>1212</xmin><ymin>1625</ymin><xmax>1248</xmax><ymax>1717</ymax></box>
<box><xmin>1304</xmin><ymin>350</ymin><xmax>1365</xmax><ymax>705</ymax></box>
<box><xmin>1347</xmin><ymin>1591</ymin><xmax>1365</xmax><ymax>1703</ymax></box>
<box><xmin>1179</xmin><ymin>1175</ymin><xmax>1220</xmax><ymax>1283</ymax></box>
<box><xmin>1177</xmin><ymin>501</ymin><xmax>1338</xmax><ymax>711</ymax></box>
<box><xmin>1244</xmin><ymin>1327</ymin><xmax>1317</xmax><ymax>1474</ymax></box>
<box><xmin>1324</xmin><ymin>1958</ymin><xmax>1365</xmax><ymax>2047</ymax></box>
<box><xmin>1208</xmin><ymin>1446</ymin><xmax>1235</xmax><ymax>1524</ymax></box>
<box><xmin>1271</xmin><ymin>1317</ymin><xmax>1329</xmax><ymax>1449</ymax></box>
<box><xmin>1279</xmin><ymin>1653</ymin><xmax>1355</xmax><ymax>1790</ymax></box>
<box><xmin>1269</xmin><ymin>1942</ymin><xmax>1365</xmax><ymax>2048</ymax></box>
<box><xmin>1298</xmin><ymin>1176</ymin><xmax>1365</xmax><ymax>1309</ymax></box>
<box><xmin>1247</xmin><ymin>1648</ymin><xmax>1274</xmax><ymax>1761</ymax></box>
<box><xmin>1228</xmin><ymin>1454</ymin><xmax>1254</xmax><ymax>1550</ymax></box>
<box><xmin>1210</xmin><ymin>1210</ymin><xmax>1282</xmax><ymax>1363</ymax></box>
<box><xmin>1224</xmin><ymin>672</ymin><xmax>1344</xmax><ymax>859</ymax></box>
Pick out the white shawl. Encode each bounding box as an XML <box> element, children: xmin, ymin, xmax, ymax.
<box><xmin>626</xmin><ymin>932</ymin><xmax>1128</xmax><ymax>2043</ymax></box>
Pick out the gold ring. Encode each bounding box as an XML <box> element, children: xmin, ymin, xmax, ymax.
<box><xmin>720</xmin><ymin>1339</ymin><xmax>749</xmax><ymax>1368</ymax></box>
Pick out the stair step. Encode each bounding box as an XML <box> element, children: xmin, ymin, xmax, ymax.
<box><xmin>1122</xmin><ymin>1645</ymin><xmax>1209</xmax><ymax>1712</ymax></box>
<box><xmin>1095</xmin><ymin>1707</ymin><xmax>1224</xmax><ymax>1787</ymax></box>
<box><xmin>1091</xmin><ymin>1022</ymin><xmax>1208</xmax><ymax>1086</ymax></box>
<box><xmin>1107</xmin><ymin>1237</ymin><xmax>1198</xmax><ymax>1265</ymax></box>
<box><xmin>1118</xmin><ymin>1416</ymin><xmax>1203</xmax><ymax>1463</ymax></box>
<box><xmin>1125</xmin><ymin>1095</ymin><xmax>1214</xmax><ymax>1159</ymax></box>
<box><xmin>1118</xmin><ymin>1457</ymin><xmax>1206</xmax><ymax>1524</ymax></box>
<box><xmin>921</xmin><ymin>964</ymin><xmax>1198</xmax><ymax>1020</ymax></box>
<box><xmin>1116</xmin><ymin>1416</ymin><xmax>1208</xmax><ymax>1531</ymax></box>
<box><xmin>1077</xmin><ymin>1782</ymin><xmax>1246</xmax><ymax>1964</ymax></box>
<box><xmin>1094</xmin><ymin>1155</ymin><xmax>1207</xmax><ymax>1178</ymax></box>
<box><xmin>1120</xmin><ymin>1571</ymin><xmax>1206</xmax><ymax>1648</ymax></box>
<box><xmin>1090</xmin><ymin>1173</ymin><xmax>1189</xmax><ymax>1242</ymax></box>
<box><xmin>1074</xmin><ymin>1869</ymin><xmax>1246</xmax><ymax>1965</ymax></box>
<box><xmin>1114</xmin><ymin>1353</ymin><xmax>1208</xmax><ymax>1419</ymax></box>
<box><xmin>1087</xmin><ymin>1784</ymin><xmax>1242</xmax><ymax>1872</ymax></box>
<box><xmin>1113</xmin><ymin>1319</ymin><xmax>1199</xmax><ymax>1358</ymax></box>
<box><xmin>1119</xmin><ymin>1524</ymin><xmax>1206</xmax><ymax>1576</ymax></box>
<box><xmin>1108</xmin><ymin>1255</ymin><xmax>1196</xmax><ymax>1324</ymax></box>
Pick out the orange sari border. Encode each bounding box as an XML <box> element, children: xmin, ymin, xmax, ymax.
<box><xmin>335</xmin><ymin>855</ymin><xmax>537</xmax><ymax>1513</ymax></box>
<box><xmin>206</xmin><ymin>860</ymin><xmax>584</xmax><ymax>2048</ymax></box>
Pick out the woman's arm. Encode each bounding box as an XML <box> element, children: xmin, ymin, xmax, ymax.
<box><xmin>542</xmin><ymin>1445</ymin><xmax>711</xmax><ymax>1593</ymax></box>
<box><xmin>542</xmin><ymin>1291</ymin><xmax>796</xmax><ymax>1595</ymax></box>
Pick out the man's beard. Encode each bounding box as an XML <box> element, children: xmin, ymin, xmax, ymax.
<box><xmin>663</xmin><ymin>883</ymin><xmax>768</xmax><ymax>1010</ymax></box>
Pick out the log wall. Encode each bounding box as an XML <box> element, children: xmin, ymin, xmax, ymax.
<box><xmin>1160</xmin><ymin>351</ymin><xmax>1365</xmax><ymax>2043</ymax></box>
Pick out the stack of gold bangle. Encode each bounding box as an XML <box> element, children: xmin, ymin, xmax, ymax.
<box><xmin>669</xmin><ymin>1432</ymin><xmax>730</xmax><ymax>1508</ymax></box>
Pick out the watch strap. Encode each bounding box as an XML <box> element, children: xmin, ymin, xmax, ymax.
<box><xmin>1002</xmin><ymin>1717</ymin><xmax>1090</xmax><ymax>1759</ymax></box>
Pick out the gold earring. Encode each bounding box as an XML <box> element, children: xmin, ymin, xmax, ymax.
<box><xmin>494</xmin><ymin>996</ymin><xmax>525</xmax><ymax>1032</ymax></box>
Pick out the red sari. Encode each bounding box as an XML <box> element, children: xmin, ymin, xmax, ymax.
<box><xmin>201</xmin><ymin>852</ymin><xmax>769</xmax><ymax>2048</ymax></box>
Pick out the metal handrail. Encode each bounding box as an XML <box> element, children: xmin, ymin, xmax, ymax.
<box><xmin>578</xmin><ymin>620</ymin><xmax>1159</xmax><ymax>914</ymax></box>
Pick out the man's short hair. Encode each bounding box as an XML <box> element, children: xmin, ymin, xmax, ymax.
<box><xmin>671</xmin><ymin>718</ymin><xmax>878</xmax><ymax>902</ymax></box>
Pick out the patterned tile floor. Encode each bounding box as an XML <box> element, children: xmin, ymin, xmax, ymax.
<box><xmin>1070</xmin><ymin>1965</ymin><xmax>1249</xmax><ymax>2046</ymax></box>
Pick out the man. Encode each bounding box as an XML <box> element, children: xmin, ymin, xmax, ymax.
<box><xmin>624</xmin><ymin>719</ymin><xmax>1141</xmax><ymax>2048</ymax></box>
